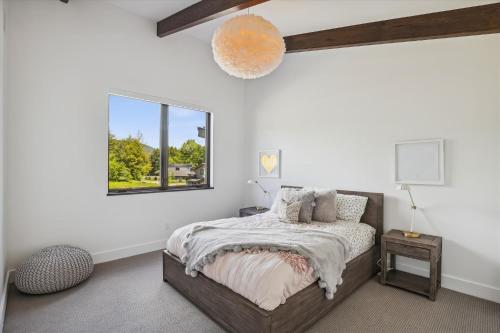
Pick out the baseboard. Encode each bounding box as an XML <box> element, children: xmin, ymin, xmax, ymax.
<box><xmin>397</xmin><ymin>263</ymin><xmax>500</xmax><ymax>303</ymax></box>
<box><xmin>91</xmin><ymin>239</ymin><xmax>167</xmax><ymax>264</ymax></box>
<box><xmin>0</xmin><ymin>241</ymin><xmax>166</xmax><ymax>329</ymax></box>
<box><xmin>0</xmin><ymin>269</ymin><xmax>15</xmax><ymax>330</ymax></box>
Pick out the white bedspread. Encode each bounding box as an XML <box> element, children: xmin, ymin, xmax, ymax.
<box><xmin>166</xmin><ymin>213</ymin><xmax>375</xmax><ymax>311</ymax></box>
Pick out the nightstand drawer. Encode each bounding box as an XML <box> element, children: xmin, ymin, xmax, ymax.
<box><xmin>386</xmin><ymin>242</ymin><xmax>430</xmax><ymax>260</ymax></box>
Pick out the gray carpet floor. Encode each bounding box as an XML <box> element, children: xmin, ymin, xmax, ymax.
<box><xmin>4</xmin><ymin>251</ymin><xmax>500</xmax><ymax>333</ymax></box>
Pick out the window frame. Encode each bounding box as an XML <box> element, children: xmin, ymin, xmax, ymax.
<box><xmin>107</xmin><ymin>92</ymin><xmax>213</xmax><ymax>196</ymax></box>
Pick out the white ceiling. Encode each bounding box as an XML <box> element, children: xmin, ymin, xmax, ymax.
<box><xmin>107</xmin><ymin>0</ymin><xmax>498</xmax><ymax>43</ymax></box>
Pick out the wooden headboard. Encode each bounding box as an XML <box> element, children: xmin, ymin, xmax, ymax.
<box><xmin>281</xmin><ymin>186</ymin><xmax>384</xmax><ymax>244</ymax></box>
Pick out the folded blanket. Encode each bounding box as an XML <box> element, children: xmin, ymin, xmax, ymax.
<box><xmin>181</xmin><ymin>223</ymin><xmax>351</xmax><ymax>300</ymax></box>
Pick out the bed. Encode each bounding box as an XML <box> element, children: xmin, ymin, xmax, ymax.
<box><xmin>163</xmin><ymin>188</ymin><xmax>384</xmax><ymax>333</ymax></box>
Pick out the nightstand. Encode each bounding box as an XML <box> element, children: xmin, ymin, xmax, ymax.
<box><xmin>239</xmin><ymin>207</ymin><xmax>269</xmax><ymax>217</ymax></box>
<box><xmin>381</xmin><ymin>229</ymin><xmax>442</xmax><ymax>301</ymax></box>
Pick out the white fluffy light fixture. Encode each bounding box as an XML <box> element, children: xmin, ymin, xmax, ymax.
<box><xmin>212</xmin><ymin>14</ymin><xmax>285</xmax><ymax>79</ymax></box>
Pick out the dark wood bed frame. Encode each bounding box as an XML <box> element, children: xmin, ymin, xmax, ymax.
<box><xmin>163</xmin><ymin>188</ymin><xmax>384</xmax><ymax>333</ymax></box>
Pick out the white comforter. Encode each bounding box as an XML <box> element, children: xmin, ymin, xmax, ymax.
<box><xmin>166</xmin><ymin>213</ymin><xmax>375</xmax><ymax>311</ymax></box>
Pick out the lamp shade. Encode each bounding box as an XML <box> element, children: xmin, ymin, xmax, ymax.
<box><xmin>212</xmin><ymin>14</ymin><xmax>285</xmax><ymax>79</ymax></box>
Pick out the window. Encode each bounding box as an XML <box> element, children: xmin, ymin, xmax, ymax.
<box><xmin>108</xmin><ymin>94</ymin><xmax>211</xmax><ymax>194</ymax></box>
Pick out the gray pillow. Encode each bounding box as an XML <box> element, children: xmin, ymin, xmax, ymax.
<box><xmin>312</xmin><ymin>190</ymin><xmax>337</xmax><ymax>223</ymax></box>
<box><xmin>281</xmin><ymin>188</ymin><xmax>315</xmax><ymax>223</ymax></box>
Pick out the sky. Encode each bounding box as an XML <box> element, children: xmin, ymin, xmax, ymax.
<box><xmin>109</xmin><ymin>94</ymin><xmax>206</xmax><ymax>148</ymax></box>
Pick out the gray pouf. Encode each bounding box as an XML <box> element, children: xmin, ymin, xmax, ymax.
<box><xmin>15</xmin><ymin>245</ymin><xmax>94</xmax><ymax>294</ymax></box>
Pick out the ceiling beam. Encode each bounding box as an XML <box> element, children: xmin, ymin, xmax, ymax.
<box><xmin>157</xmin><ymin>0</ymin><xmax>269</xmax><ymax>38</ymax></box>
<box><xmin>284</xmin><ymin>2</ymin><xmax>500</xmax><ymax>53</ymax></box>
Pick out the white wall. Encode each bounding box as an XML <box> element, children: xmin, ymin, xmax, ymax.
<box><xmin>0</xmin><ymin>0</ymin><xmax>6</xmax><ymax>325</ymax></box>
<box><xmin>245</xmin><ymin>35</ymin><xmax>500</xmax><ymax>302</ymax></box>
<box><xmin>5</xmin><ymin>0</ymin><xmax>247</xmax><ymax>267</ymax></box>
<box><xmin>3</xmin><ymin>0</ymin><xmax>500</xmax><ymax>305</ymax></box>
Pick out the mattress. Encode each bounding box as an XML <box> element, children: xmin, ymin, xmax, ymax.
<box><xmin>166</xmin><ymin>213</ymin><xmax>375</xmax><ymax>311</ymax></box>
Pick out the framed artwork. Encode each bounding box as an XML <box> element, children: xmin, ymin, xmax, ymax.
<box><xmin>395</xmin><ymin>139</ymin><xmax>444</xmax><ymax>185</ymax></box>
<box><xmin>259</xmin><ymin>149</ymin><xmax>281</xmax><ymax>178</ymax></box>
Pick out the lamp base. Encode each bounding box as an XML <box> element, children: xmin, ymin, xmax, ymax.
<box><xmin>402</xmin><ymin>231</ymin><xmax>421</xmax><ymax>238</ymax></box>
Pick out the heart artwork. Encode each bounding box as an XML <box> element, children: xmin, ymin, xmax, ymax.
<box><xmin>261</xmin><ymin>154</ymin><xmax>277</xmax><ymax>174</ymax></box>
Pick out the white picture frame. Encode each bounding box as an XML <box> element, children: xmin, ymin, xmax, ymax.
<box><xmin>258</xmin><ymin>149</ymin><xmax>281</xmax><ymax>178</ymax></box>
<box><xmin>395</xmin><ymin>139</ymin><xmax>444</xmax><ymax>185</ymax></box>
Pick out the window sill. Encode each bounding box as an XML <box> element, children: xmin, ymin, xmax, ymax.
<box><xmin>107</xmin><ymin>186</ymin><xmax>214</xmax><ymax>196</ymax></box>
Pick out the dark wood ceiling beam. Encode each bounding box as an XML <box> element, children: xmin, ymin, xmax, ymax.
<box><xmin>284</xmin><ymin>2</ymin><xmax>500</xmax><ymax>53</ymax></box>
<box><xmin>157</xmin><ymin>0</ymin><xmax>269</xmax><ymax>38</ymax></box>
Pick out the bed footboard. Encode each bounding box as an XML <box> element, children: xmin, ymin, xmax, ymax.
<box><xmin>163</xmin><ymin>251</ymin><xmax>272</xmax><ymax>333</ymax></box>
<box><xmin>163</xmin><ymin>246</ymin><xmax>379</xmax><ymax>333</ymax></box>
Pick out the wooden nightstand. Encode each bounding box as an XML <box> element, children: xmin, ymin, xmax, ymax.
<box><xmin>381</xmin><ymin>229</ymin><xmax>442</xmax><ymax>301</ymax></box>
<box><xmin>239</xmin><ymin>207</ymin><xmax>269</xmax><ymax>217</ymax></box>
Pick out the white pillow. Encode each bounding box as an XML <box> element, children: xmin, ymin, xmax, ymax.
<box><xmin>270</xmin><ymin>189</ymin><xmax>284</xmax><ymax>214</ymax></box>
<box><xmin>336</xmin><ymin>194</ymin><xmax>368</xmax><ymax>223</ymax></box>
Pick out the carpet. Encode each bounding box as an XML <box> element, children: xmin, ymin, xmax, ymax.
<box><xmin>4</xmin><ymin>251</ymin><xmax>500</xmax><ymax>332</ymax></box>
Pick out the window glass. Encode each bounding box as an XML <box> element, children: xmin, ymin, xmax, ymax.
<box><xmin>168</xmin><ymin>106</ymin><xmax>207</xmax><ymax>187</ymax></box>
<box><xmin>108</xmin><ymin>95</ymin><xmax>161</xmax><ymax>190</ymax></box>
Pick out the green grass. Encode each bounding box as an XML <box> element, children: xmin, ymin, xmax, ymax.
<box><xmin>108</xmin><ymin>178</ymin><xmax>188</xmax><ymax>190</ymax></box>
<box><xmin>168</xmin><ymin>178</ymin><xmax>187</xmax><ymax>186</ymax></box>
<box><xmin>108</xmin><ymin>180</ymin><xmax>160</xmax><ymax>189</ymax></box>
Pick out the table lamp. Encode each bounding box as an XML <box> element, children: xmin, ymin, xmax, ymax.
<box><xmin>397</xmin><ymin>184</ymin><xmax>420</xmax><ymax>238</ymax></box>
<box><xmin>247</xmin><ymin>180</ymin><xmax>269</xmax><ymax>211</ymax></box>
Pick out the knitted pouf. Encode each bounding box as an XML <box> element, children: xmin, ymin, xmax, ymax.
<box><xmin>15</xmin><ymin>245</ymin><xmax>94</xmax><ymax>294</ymax></box>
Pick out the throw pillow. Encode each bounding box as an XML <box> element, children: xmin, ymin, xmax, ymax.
<box><xmin>281</xmin><ymin>188</ymin><xmax>315</xmax><ymax>223</ymax></box>
<box><xmin>312</xmin><ymin>190</ymin><xmax>337</xmax><ymax>223</ymax></box>
<box><xmin>278</xmin><ymin>200</ymin><xmax>302</xmax><ymax>224</ymax></box>
<box><xmin>336</xmin><ymin>194</ymin><xmax>368</xmax><ymax>223</ymax></box>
